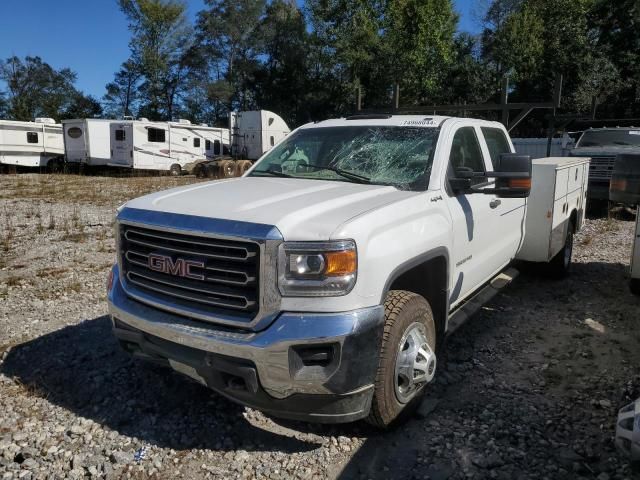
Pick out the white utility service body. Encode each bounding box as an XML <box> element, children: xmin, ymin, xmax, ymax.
<box><xmin>517</xmin><ymin>157</ymin><xmax>590</xmax><ymax>262</ymax></box>
<box><xmin>62</xmin><ymin>118</ymin><xmax>113</xmax><ymax>167</ymax></box>
<box><xmin>108</xmin><ymin>115</ymin><xmax>584</xmax><ymax>426</ymax></box>
<box><xmin>109</xmin><ymin>119</ymin><xmax>230</xmax><ymax>172</ymax></box>
<box><xmin>0</xmin><ymin>118</ymin><xmax>64</xmax><ymax>168</ymax></box>
<box><xmin>230</xmin><ymin>110</ymin><xmax>290</xmax><ymax>160</ymax></box>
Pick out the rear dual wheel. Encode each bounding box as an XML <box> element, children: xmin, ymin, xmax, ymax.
<box><xmin>218</xmin><ymin>160</ymin><xmax>236</xmax><ymax>178</ymax></box>
<box><xmin>235</xmin><ymin>160</ymin><xmax>253</xmax><ymax>176</ymax></box>
<box><xmin>367</xmin><ymin>290</ymin><xmax>437</xmax><ymax>429</ymax></box>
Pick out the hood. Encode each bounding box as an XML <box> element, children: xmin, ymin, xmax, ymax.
<box><xmin>124</xmin><ymin>177</ymin><xmax>419</xmax><ymax>240</ymax></box>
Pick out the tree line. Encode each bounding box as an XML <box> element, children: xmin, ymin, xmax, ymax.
<box><xmin>1</xmin><ymin>0</ymin><xmax>638</xmax><ymax>133</ymax></box>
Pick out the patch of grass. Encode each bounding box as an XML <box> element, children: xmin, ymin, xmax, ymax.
<box><xmin>580</xmin><ymin>234</ymin><xmax>593</xmax><ymax>246</ymax></box>
<box><xmin>47</xmin><ymin>211</ymin><xmax>56</xmax><ymax>230</ymax></box>
<box><xmin>35</xmin><ymin>267</ymin><xmax>70</xmax><ymax>278</ymax></box>
<box><xmin>61</xmin><ymin>231</ymin><xmax>88</xmax><ymax>243</ymax></box>
<box><xmin>67</xmin><ymin>279</ymin><xmax>82</xmax><ymax>293</ymax></box>
<box><xmin>3</xmin><ymin>275</ymin><xmax>22</xmax><ymax>287</ymax></box>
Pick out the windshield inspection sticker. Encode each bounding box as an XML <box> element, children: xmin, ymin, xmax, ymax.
<box><xmin>401</xmin><ymin>118</ymin><xmax>437</xmax><ymax>126</ymax></box>
<box><xmin>629</xmin><ymin>131</ymin><xmax>640</xmax><ymax>135</ymax></box>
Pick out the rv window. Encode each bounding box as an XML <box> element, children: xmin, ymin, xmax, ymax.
<box><xmin>27</xmin><ymin>132</ymin><xmax>38</xmax><ymax>144</ymax></box>
<box><xmin>115</xmin><ymin>129</ymin><xmax>126</xmax><ymax>141</ymax></box>
<box><xmin>67</xmin><ymin>127</ymin><xmax>83</xmax><ymax>139</ymax></box>
<box><xmin>214</xmin><ymin>140</ymin><xmax>221</xmax><ymax>155</ymax></box>
<box><xmin>194</xmin><ymin>138</ymin><xmax>201</xmax><ymax>148</ymax></box>
<box><xmin>223</xmin><ymin>145</ymin><xmax>230</xmax><ymax>155</ymax></box>
<box><xmin>270</xmin><ymin>136</ymin><xmax>275</xmax><ymax>146</ymax></box>
<box><xmin>148</xmin><ymin>128</ymin><xmax>166</xmax><ymax>143</ymax></box>
<box><xmin>205</xmin><ymin>140</ymin><xmax>211</xmax><ymax>150</ymax></box>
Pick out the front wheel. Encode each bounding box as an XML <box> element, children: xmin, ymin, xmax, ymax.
<box><xmin>367</xmin><ymin>290</ymin><xmax>437</xmax><ymax>429</ymax></box>
<box><xmin>169</xmin><ymin>164</ymin><xmax>182</xmax><ymax>176</ymax></box>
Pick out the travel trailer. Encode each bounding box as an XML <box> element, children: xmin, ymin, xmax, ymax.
<box><xmin>0</xmin><ymin>118</ymin><xmax>64</xmax><ymax>169</ymax></box>
<box><xmin>230</xmin><ymin>110</ymin><xmax>290</xmax><ymax>160</ymax></box>
<box><xmin>63</xmin><ymin>118</ymin><xmax>113</xmax><ymax>167</ymax></box>
<box><xmin>109</xmin><ymin>119</ymin><xmax>230</xmax><ymax>174</ymax></box>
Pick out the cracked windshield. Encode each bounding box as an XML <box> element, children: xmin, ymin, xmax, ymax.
<box><xmin>249</xmin><ymin>126</ymin><xmax>440</xmax><ymax>190</ymax></box>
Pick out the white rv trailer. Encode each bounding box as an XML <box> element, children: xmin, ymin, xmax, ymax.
<box><xmin>230</xmin><ymin>110</ymin><xmax>290</xmax><ymax>160</ymax></box>
<box><xmin>109</xmin><ymin>119</ymin><xmax>230</xmax><ymax>173</ymax></box>
<box><xmin>0</xmin><ymin>118</ymin><xmax>64</xmax><ymax>169</ymax></box>
<box><xmin>63</xmin><ymin>118</ymin><xmax>114</xmax><ymax>167</ymax></box>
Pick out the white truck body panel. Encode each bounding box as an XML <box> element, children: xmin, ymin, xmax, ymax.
<box><xmin>516</xmin><ymin>157</ymin><xmax>590</xmax><ymax>262</ymax></box>
<box><xmin>109</xmin><ymin>120</ymin><xmax>230</xmax><ymax>171</ymax></box>
<box><xmin>63</xmin><ymin>119</ymin><xmax>113</xmax><ymax>166</ymax></box>
<box><xmin>230</xmin><ymin>110</ymin><xmax>290</xmax><ymax>160</ymax></box>
<box><xmin>0</xmin><ymin>119</ymin><xmax>64</xmax><ymax>167</ymax></box>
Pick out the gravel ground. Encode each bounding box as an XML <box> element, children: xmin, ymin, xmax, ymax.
<box><xmin>0</xmin><ymin>173</ymin><xmax>639</xmax><ymax>480</ymax></box>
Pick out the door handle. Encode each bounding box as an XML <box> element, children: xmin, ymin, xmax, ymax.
<box><xmin>489</xmin><ymin>199</ymin><xmax>501</xmax><ymax>209</ymax></box>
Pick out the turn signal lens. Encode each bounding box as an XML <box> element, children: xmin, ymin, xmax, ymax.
<box><xmin>508</xmin><ymin>178</ymin><xmax>531</xmax><ymax>189</ymax></box>
<box><xmin>325</xmin><ymin>250</ymin><xmax>357</xmax><ymax>276</ymax></box>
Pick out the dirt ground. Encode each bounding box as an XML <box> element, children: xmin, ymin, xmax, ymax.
<box><xmin>0</xmin><ymin>173</ymin><xmax>638</xmax><ymax>480</ymax></box>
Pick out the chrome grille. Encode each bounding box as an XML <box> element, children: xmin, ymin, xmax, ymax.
<box><xmin>120</xmin><ymin>224</ymin><xmax>259</xmax><ymax>320</ymax></box>
<box><xmin>588</xmin><ymin>156</ymin><xmax>616</xmax><ymax>181</ymax></box>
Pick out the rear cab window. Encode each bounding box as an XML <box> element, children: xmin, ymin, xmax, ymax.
<box><xmin>480</xmin><ymin>127</ymin><xmax>512</xmax><ymax>169</ymax></box>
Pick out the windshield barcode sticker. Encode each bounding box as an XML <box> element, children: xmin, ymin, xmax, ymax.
<box><xmin>629</xmin><ymin>131</ymin><xmax>640</xmax><ymax>135</ymax></box>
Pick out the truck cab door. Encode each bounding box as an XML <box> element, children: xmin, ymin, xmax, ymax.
<box><xmin>478</xmin><ymin>127</ymin><xmax>526</xmax><ymax>267</ymax></box>
<box><xmin>444</xmin><ymin>125</ymin><xmax>506</xmax><ymax>307</ymax></box>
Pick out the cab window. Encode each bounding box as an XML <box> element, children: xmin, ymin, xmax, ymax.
<box><xmin>448</xmin><ymin>127</ymin><xmax>486</xmax><ymax>186</ymax></box>
<box><xmin>481</xmin><ymin>127</ymin><xmax>511</xmax><ymax>169</ymax></box>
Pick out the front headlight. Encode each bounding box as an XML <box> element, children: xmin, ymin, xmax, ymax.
<box><xmin>278</xmin><ymin>240</ymin><xmax>357</xmax><ymax>296</ymax></box>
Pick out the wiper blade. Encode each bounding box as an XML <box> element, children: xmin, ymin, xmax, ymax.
<box><xmin>304</xmin><ymin>164</ymin><xmax>372</xmax><ymax>184</ymax></box>
<box><xmin>250</xmin><ymin>169</ymin><xmax>292</xmax><ymax>178</ymax></box>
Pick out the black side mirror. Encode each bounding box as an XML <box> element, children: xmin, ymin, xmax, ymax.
<box><xmin>466</xmin><ymin>154</ymin><xmax>531</xmax><ymax>198</ymax></box>
<box><xmin>489</xmin><ymin>154</ymin><xmax>532</xmax><ymax>198</ymax></box>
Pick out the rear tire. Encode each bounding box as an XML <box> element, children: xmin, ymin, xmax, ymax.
<box><xmin>367</xmin><ymin>291</ymin><xmax>437</xmax><ymax>429</ymax></box>
<box><xmin>218</xmin><ymin>160</ymin><xmax>236</xmax><ymax>178</ymax></box>
<box><xmin>630</xmin><ymin>279</ymin><xmax>640</xmax><ymax>296</ymax></box>
<box><xmin>193</xmin><ymin>163</ymin><xmax>207</xmax><ymax>178</ymax></box>
<box><xmin>546</xmin><ymin>221</ymin><xmax>574</xmax><ymax>278</ymax></box>
<box><xmin>169</xmin><ymin>164</ymin><xmax>182</xmax><ymax>176</ymax></box>
<box><xmin>235</xmin><ymin>160</ymin><xmax>253</xmax><ymax>176</ymax></box>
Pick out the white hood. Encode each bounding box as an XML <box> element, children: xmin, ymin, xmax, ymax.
<box><xmin>125</xmin><ymin>177</ymin><xmax>418</xmax><ymax>240</ymax></box>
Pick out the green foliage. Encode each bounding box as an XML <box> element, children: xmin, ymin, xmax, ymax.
<box><xmin>0</xmin><ymin>56</ymin><xmax>97</xmax><ymax>121</ymax></box>
<box><xmin>102</xmin><ymin>60</ymin><xmax>141</xmax><ymax>119</ymax></box>
<box><xmin>118</xmin><ymin>0</ymin><xmax>194</xmax><ymax>120</ymax></box>
<box><xmin>385</xmin><ymin>0</ymin><xmax>458</xmax><ymax>104</ymax></box>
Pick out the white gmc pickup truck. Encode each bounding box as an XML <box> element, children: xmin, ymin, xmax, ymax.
<box><xmin>107</xmin><ymin>115</ymin><xmax>587</xmax><ymax>428</ymax></box>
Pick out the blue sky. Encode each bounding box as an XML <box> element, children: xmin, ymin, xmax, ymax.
<box><xmin>0</xmin><ymin>0</ymin><xmax>480</xmax><ymax>99</ymax></box>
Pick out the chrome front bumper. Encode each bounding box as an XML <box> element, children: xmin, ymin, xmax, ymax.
<box><xmin>108</xmin><ymin>265</ymin><xmax>384</xmax><ymax>421</ymax></box>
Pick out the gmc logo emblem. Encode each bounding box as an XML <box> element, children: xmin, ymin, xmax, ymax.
<box><xmin>148</xmin><ymin>253</ymin><xmax>205</xmax><ymax>281</ymax></box>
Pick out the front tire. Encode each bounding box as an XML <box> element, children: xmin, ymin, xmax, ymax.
<box><xmin>169</xmin><ymin>164</ymin><xmax>182</xmax><ymax>176</ymax></box>
<box><xmin>367</xmin><ymin>291</ymin><xmax>437</xmax><ymax>429</ymax></box>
